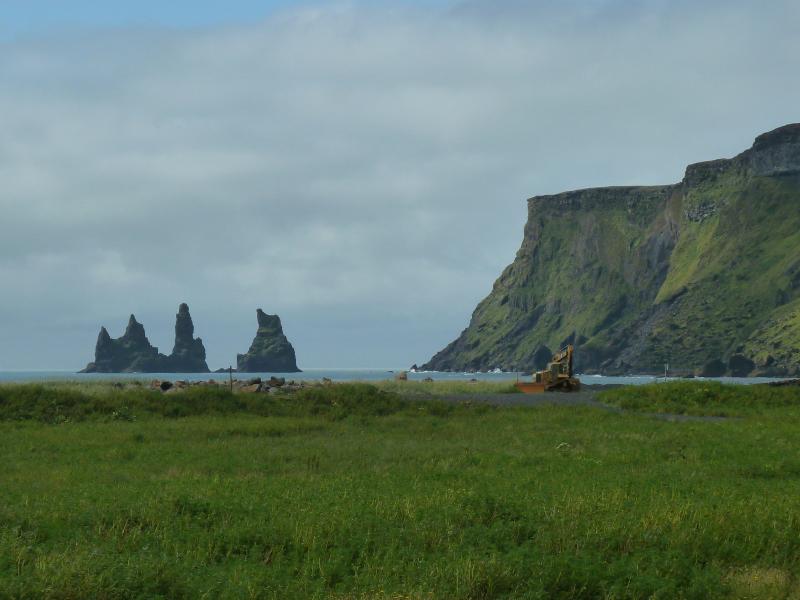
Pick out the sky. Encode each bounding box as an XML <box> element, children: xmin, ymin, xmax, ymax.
<box><xmin>1</xmin><ymin>0</ymin><xmax>798</xmax><ymax>370</ymax></box>
<box><xmin>0</xmin><ymin>1</ymin><xmax>446</xmax><ymax>38</ymax></box>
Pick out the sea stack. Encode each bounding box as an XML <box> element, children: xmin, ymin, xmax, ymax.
<box><xmin>237</xmin><ymin>309</ymin><xmax>300</xmax><ymax>373</ymax></box>
<box><xmin>81</xmin><ymin>315</ymin><xmax>166</xmax><ymax>373</ymax></box>
<box><xmin>167</xmin><ymin>303</ymin><xmax>209</xmax><ymax>373</ymax></box>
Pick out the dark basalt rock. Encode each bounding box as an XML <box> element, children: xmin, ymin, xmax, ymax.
<box><xmin>167</xmin><ymin>303</ymin><xmax>209</xmax><ymax>373</ymax></box>
<box><xmin>728</xmin><ymin>354</ymin><xmax>756</xmax><ymax>378</ymax></box>
<box><xmin>81</xmin><ymin>303</ymin><xmax>209</xmax><ymax>373</ymax></box>
<box><xmin>532</xmin><ymin>345</ymin><xmax>553</xmax><ymax>371</ymax></box>
<box><xmin>747</xmin><ymin>123</ymin><xmax>800</xmax><ymax>177</ymax></box>
<box><xmin>81</xmin><ymin>315</ymin><xmax>167</xmax><ymax>373</ymax></box>
<box><xmin>699</xmin><ymin>359</ymin><xmax>727</xmax><ymax>378</ymax></box>
<box><xmin>237</xmin><ymin>309</ymin><xmax>301</xmax><ymax>373</ymax></box>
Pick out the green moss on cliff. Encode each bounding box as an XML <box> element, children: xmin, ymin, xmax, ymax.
<box><xmin>642</xmin><ymin>175</ymin><xmax>800</xmax><ymax>371</ymax></box>
<box><xmin>743</xmin><ymin>299</ymin><xmax>800</xmax><ymax>374</ymax></box>
<box><xmin>426</xmin><ymin>186</ymin><xmax>675</xmax><ymax>371</ymax></box>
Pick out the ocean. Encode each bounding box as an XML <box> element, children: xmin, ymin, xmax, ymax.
<box><xmin>0</xmin><ymin>369</ymin><xmax>791</xmax><ymax>386</ymax></box>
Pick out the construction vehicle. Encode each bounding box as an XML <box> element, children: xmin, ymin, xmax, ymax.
<box><xmin>515</xmin><ymin>345</ymin><xmax>581</xmax><ymax>393</ymax></box>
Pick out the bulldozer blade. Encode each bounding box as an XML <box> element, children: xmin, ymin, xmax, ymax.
<box><xmin>514</xmin><ymin>382</ymin><xmax>547</xmax><ymax>394</ymax></box>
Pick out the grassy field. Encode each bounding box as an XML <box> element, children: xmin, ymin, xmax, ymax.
<box><xmin>599</xmin><ymin>380</ymin><xmax>800</xmax><ymax>417</ymax></box>
<box><xmin>374</xmin><ymin>379</ymin><xmax>519</xmax><ymax>397</ymax></box>
<box><xmin>2</xmin><ymin>382</ymin><xmax>800</xmax><ymax>598</ymax></box>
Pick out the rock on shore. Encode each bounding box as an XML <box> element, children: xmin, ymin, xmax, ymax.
<box><xmin>81</xmin><ymin>304</ymin><xmax>209</xmax><ymax>373</ymax></box>
<box><xmin>236</xmin><ymin>309</ymin><xmax>300</xmax><ymax>373</ymax></box>
<box><xmin>81</xmin><ymin>315</ymin><xmax>167</xmax><ymax>373</ymax></box>
<box><xmin>166</xmin><ymin>303</ymin><xmax>210</xmax><ymax>372</ymax></box>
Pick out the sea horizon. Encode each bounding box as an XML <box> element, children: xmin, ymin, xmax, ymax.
<box><xmin>0</xmin><ymin>369</ymin><xmax>793</xmax><ymax>386</ymax></box>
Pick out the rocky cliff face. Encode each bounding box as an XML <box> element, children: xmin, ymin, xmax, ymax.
<box><xmin>237</xmin><ymin>309</ymin><xmax>300</xmax><ymax>373</ymax></box>
<box><xmin>81</xmin><ymin>315</ymin><xmax>166</xmax><ymax>373</ymax></box>
<box><xmin>422</xmin><ymin>123</ymin><xmax>800</xmax><ymax>376</ymax></box>
<box><xmin>167</xmin><ymin>303</ymin><xmax>210</xmax><ymax>372</ymax></box>
<box><xmin>81</xmin><ymin>303</ymin><xmax>209</xmax><ymax>373</ymax></box>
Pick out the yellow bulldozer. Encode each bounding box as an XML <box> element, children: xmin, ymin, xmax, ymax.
<box><xmin>515</xmin><ymin>345</ymin><xmax>581</xmax><ymax>393</ymax></box>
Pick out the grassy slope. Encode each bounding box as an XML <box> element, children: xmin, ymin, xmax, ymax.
<box><xmin>641</xmin><ymin>174</ymin><xmax>800</xmax><ymax>370</ymax></box>
<box><xmin>3</xmin><ymin>384</ymin><xmax>800</xmax><ymax>597</ymax></box>
<box><xmin>744</xmin><ymin>299</ymin><xmax>800</xmax><ymax>369</ymax></box>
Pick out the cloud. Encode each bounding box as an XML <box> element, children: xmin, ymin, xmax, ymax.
<box><xmin>1</xmin><ymin>0</ymin><xmax>798</xmax><ymax>369</ymax></box>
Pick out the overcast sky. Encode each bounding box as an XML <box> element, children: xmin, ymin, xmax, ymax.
<box><xmin>1</xmin><ymin>0</ymin><xmax>798</xmax><ymax>370</ymax></box>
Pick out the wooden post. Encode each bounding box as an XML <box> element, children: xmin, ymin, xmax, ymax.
<box><xmin>229</xmin><ymin>366</ymin><xmax>233</xmax><ymax>392</ymax></box>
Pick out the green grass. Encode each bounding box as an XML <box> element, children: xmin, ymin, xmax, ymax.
<box><xmin>374</xmin><ymin>379</ymin><xmax>520</xmax><ymax>397</ymax></box>
<box><xmin>0</xmin><ymin>382</ymin><xmax>474</xmax><ymax>423</ymax></box>
<box><xmin>3</xmin><ymin>382</ymin><xmax>800</xmax><ymax>597</ymax></box>
<box><xmin>599</xmin><ymin>381</ymin><xmax>800</xmax><ymax>417</ymax></box>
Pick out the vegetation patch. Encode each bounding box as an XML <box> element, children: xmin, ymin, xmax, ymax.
<box><xmin>0</xmin><ymin>382</ymin><xmax>471</xmax><ymax>423</ymax></box>
<box><xmin>375</xmin><ymin>379</ymin><xmax>520</xmax><ymax>397</ymax></box>
<box><xmin>4</xmin><ymin>382</ymin><xmax>800</xmax><ymax>597</ymax></box>
<box><xmin>599</xmin><ymin>381</ymin><xmax>800</xmax><ymax>416</ymax></box>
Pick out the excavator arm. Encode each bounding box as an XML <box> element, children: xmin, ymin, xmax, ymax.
<box><xmin>515</xmin><ymin>345</ymin><xmax>581</xmax><ymax>393</ymax></box>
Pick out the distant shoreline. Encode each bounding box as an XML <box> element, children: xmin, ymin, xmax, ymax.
<box><xmin>0</xmin><ymin>369</ymin><xmax>794</xmax><ymax>386</ymax></box>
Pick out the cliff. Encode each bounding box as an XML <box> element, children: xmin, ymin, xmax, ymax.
<box><xmin>81</xmin><ymin>315</ymin><xmax>167</xmax><ymax>373</ymax></box>
<box><xmin>81</xmin><ymin>303</ymin><xmax>209</xmax><ymax>373</ymax></box>
<box><xmin>422</xmin><ymin>124</ymin><xmax>800</xmax><ymax>376</ymax></box>
<box><xmin>236</xmin><ymin>309</ymin><xmax>301</xmax><ymax>373</ymax></box>
<box><xmin>166</xmin><ymin>303</ymin><xmax>210</xmax><ymax>372</ymax></box>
